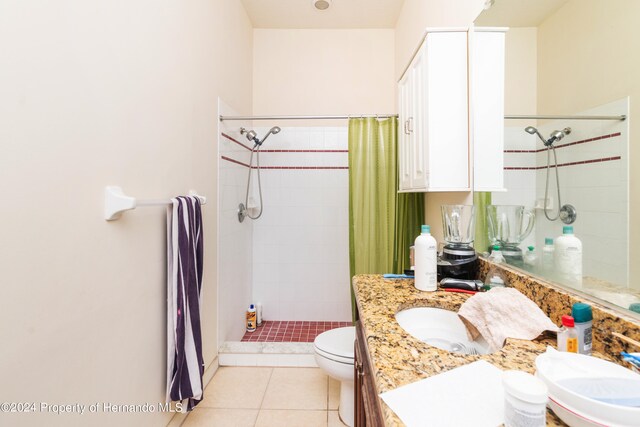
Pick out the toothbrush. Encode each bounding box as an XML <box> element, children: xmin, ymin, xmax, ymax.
<box><xmin>621</xmin><ymin>352</ymin><xmax>640</xmax><ymax>364</ymax></box>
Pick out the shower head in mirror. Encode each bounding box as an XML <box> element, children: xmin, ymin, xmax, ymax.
<box><xmin>524</xmin><ymin>126</ymin><xmax>547</xmax><ymax>145</ymax></box>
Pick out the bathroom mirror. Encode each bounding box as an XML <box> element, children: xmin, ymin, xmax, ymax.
<box><xmin>474</xmin><ymin>0</ymin><xmax>639</xmax><ymax>315</ymax></box>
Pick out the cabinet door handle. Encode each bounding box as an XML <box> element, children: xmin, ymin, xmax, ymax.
<box><xmin>356</xmin><ymin>361</ymin><xmax>364</xmax><ymax>379</ymax></box>
<box><xmin>403</xmin><ymin>120</ymin><xmax>409</xmax><ymax>135</ymax></box>
<box><xmin>408</xmin><ymin>117</ymin><xmax>414</xmax><ymax>134</ymax></box>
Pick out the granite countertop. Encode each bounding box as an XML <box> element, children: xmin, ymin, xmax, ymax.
<box><xmin>353</xmin><ymin>274</ymin><xmax>566</xmax><ymax>426</ymax></box>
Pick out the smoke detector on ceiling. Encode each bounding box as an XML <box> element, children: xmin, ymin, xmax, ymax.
<box><xmin>312</xmin><ymin>0</ymin><xmax>331</xmax><ymax>11</ymax></box>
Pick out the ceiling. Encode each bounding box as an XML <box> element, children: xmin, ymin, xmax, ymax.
<box><xmin>240</xmin><ymin>0</ymin><xmax>405</xmax><ymax>29</ymax></box>
<box><xmin>475</xmin><ymin>0</ymin><xmax>569</xmax><ymax>27</ymax></box>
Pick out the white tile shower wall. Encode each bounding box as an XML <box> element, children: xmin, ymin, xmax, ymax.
<box><xmin>218</xmin><ymin>100</ymin><xmax>254</xmax><ymax>344</ymax></box>
<box><xmin>252</xmin><ymin>127</ymin><xmax>352</xmax><ymax>322</ymax></box>
<box><xmin>490</xmin><ymin>127</ymin><xmax>537</xmax><ymax>249</ymax></box>
<box><xmin>534</xmin><ymin>98</ymin><xmax>629</xmax><ymax>286</ymax></box>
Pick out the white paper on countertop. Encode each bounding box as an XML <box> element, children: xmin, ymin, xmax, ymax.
<box><xmin>379</xmin><ymin>360</ymin><xmax>505</xmax><ymax>427</ymax></box>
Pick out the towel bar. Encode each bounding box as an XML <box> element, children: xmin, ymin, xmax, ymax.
<box><xmin>104</xmin><ymin>186</ymin><xmax>206</xmax><ymax>221</ymax></box>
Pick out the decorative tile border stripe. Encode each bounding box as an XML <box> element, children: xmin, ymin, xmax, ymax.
<box><xmin>258</xmin><ymin>166</ymin><xmax>349</xmax><ymax>170</ymax></box>
<box><xmin>221</xmin><ymin>132</ymin><xmax>253</xmax><ymax>151</ymax></box>
<box><xmin>259</xmin><ymin>149</ymin><xmax>349</xmax><ymax>153</ymax></box>
<box><xmin>555</xmin><ymin>132</ymin><xmax>622</xmax><ymax>151</ymax></box>
<box><xmin>503</xmin><ymin>132</ymin><xmax>621</xmax><ymax>154</ymax></box>
<box><xmin>503</xmin><ymin>149</ymin><xmax>539</xmax><ymax>153</ymax></box>
<box><xmin>548</xmin><ymin>155</ymin><xmax>622</xmax><ymax>168</ymax></box>
<box><xmin>220</xmin><ymin>133</ymin><xmax>348</xmax><ymax>153</ymax></box>
<box><xmin>221</xmin><ymin>155</ymin><xmax>348</xmax><ymax>170</ymax></box>
<box><xmin>504</xmin><ymin>156</ymin><xmax>621</xmax><ymax>170</ymax></box>
<box><xmin>241</xmin><ymin>320</ymin><xmax>352</xmax><ymax>343</ymax></box>
<box><xmin>221</xmin><ymin>155</ymin><xmax>250</xmax><ymax>168</ymax></box>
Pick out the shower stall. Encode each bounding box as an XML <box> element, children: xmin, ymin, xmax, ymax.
<box><xmin>217</xmin><ymin>101</ymin><xmax>352</xmax><ymax>355</ymax></box>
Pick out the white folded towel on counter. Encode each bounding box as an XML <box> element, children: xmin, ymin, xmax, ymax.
<box><xmin>380</xmin><ymin>360</ymin><xmax>505</xmax><ymax>427</ymax></box>
<box><xmin>458</xmin><ymin>287</ymin><xmax>559</xmax><ymax>352</ymax></box>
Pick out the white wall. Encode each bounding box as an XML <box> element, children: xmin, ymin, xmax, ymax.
<box><xmin>503</xmin><ymin>27</ymin><xmax>537</xmax><ymax>118</ymax></box>
<box><xmin>0</xmin><ymin>1</ymin><xmax>252</xmax><ymax>426</ymax></box>
<box><xmin>253</xmin><ymin>29</ymin><xmax>396</xmax><ymax>122</ymax></box>
<box><xmin>252</xmin><ymin>127</ymin><xmax>351</xmax><ymax>322</ymax></box>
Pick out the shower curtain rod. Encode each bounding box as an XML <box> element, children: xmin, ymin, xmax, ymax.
<box><xmin>219</xmin><ymin>114</ymin><xmax>397</xmax><ymax>121</ymax></box>
<box><xmin>504</xmin><ymin>114</ymin><xmax>626</xmax><ymax>121</ymax></box>
<box><xmin>220</xmin><ymin>114</ymin><xmax>626</xmax><ymax>121</ymax></box>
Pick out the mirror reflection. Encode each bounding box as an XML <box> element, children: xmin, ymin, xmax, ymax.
<box><xmin>474</xmin><ymin>0</ymin><xmax>639</xmax><ymax>314</ymax></box>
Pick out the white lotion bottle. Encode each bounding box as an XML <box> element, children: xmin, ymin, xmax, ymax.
<box><xmin>555</xmin><ymin>226</ymin><xmax>582</xmax><ymax>287</ymax></box>
<box><xmin>541</xmin><ymin>237</ymin><xmax>555</xmax><ymax>275</ymax></box>
<box><xmin>414</xmin><ymin>225</ymin><xmax>438</xmax><ymax>291</ymax></box>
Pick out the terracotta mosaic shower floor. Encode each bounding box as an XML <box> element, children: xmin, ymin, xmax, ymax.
<box><xmin>241</xmin><ymin>321</ymin><xmax>352</xmax><ymax>342</ymax></box>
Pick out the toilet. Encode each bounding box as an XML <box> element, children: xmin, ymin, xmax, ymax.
<box><xmin>313</xmin><ymin>326</ymin><xmax>356</xmax><ymax>427</ymax></box>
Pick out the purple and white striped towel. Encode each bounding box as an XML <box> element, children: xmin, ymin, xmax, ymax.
<box><xmin>166</xmin><ymin>196</ymin><xmax>204</xmax><ymax>411</ymax></box>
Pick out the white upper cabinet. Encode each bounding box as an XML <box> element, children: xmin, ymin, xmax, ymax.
<box><xmin>398</xmin><ymin>27</ymin><xmax>506</xmax><ymax>193</ymax></box>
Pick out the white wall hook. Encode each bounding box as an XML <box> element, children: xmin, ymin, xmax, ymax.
<box><xmin>104</xmin><ymin>186</ymin><xmax>206</xmax><ymax>221</ymax></box>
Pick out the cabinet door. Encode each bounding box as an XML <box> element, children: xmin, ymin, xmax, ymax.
<box><xmin>398</xmin><ymin>73</ymin><xmax>412</xmax><ymax>191</ymax></box>
<box><xmin>472</xmin><ymin>29</ymin><xmax>506</xmax><ymax>191</ymax></box>
<box><xmin>355</xmin><ymin>321</ymin><xmax>384</xmax><ymax>427</ymax></box>
<box><xmin>354</xmin><ymin>337</ymin><xmax>365</xmax><ymax>427</ymax></box>
<box><xmin>409</xmin><ymin>46</ymin><xmax>428</xmax><ymax>190</ymax></box>
<box><xmin>397</xmin><ymin>29</ymin><xmax>471</xmax><ymax>193</ymax></box>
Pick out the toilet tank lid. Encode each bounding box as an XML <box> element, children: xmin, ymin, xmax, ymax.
<box><xmin>314</xmin><ymin>326</ymin><xmax>356</xmax><ymax>359</ymax></box>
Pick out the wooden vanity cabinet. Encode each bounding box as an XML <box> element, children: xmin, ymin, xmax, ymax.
<box><xmin>354</xmin><ymin>320</ymin><xmax>384</xmax><ymax>427</ymax></box>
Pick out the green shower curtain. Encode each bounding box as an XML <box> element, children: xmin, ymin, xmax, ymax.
<box><xmin>474</xmin><ymin>192</ymin><xmax>492</xmax><ymax>254</ymax></box>
<box><xmin>348</xmin><ymin>118</ymin><xmax>424</xmax><ymax>321</ymax></box>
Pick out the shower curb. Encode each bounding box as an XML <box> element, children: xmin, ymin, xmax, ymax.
<box><xmin>218</xmin><ymin>341</ymin><xmax>317</xmax><ymax>367</ymax></box>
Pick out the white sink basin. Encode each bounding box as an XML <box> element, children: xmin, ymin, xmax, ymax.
<box><xmin>395</xmin><ymin>307</ymin><xmax>494</xmax><ymax>355</ymax></box>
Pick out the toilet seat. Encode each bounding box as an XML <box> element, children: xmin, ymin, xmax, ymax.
<box><xmin>314</xmin><ymin>326</ymin><xmax>355</xmax><ymax>365</ymax></box>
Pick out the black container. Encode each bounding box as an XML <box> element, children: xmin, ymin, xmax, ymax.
<box><xmin>437</xmin><ymin>253</ymin><xmax>478</xmax><ymax>281</ymax></box>
<box><xmin>442</xmin><ymin>244</ymin><xmax>477</xmax><ymax>261</ymax></box>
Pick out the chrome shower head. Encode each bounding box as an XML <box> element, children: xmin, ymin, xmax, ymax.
<box><xmin>257</xmin><ymin>126</ymin><xmax>281</xmax><ymax>147</ymax></box>
<box><xmin>524</xmin><ymin>126</ymin><xmax>548</xmax><ymax>145</ymax></box>
<box><xmin>240</xmin><ymin>126</ymin><xmax>281</xmax><ymax>148</ymax></box>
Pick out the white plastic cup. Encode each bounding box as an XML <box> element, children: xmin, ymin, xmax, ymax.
<box><xmin>256</xmin><ymin>302</ymin><xmax>263</xmax><ymax>326</ymax></box>
<box><xmin>502</xmin><ymin>370</ymin><xmax>548</xmax><ymax>427</ymax></box>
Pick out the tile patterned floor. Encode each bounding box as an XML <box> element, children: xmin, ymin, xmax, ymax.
<box><xmin>241</xmin><ymin>321</ymin><xmax>352</xmax><ymax>342</ymax></box>
<box><xmin>182</xmin><ymin>367</ymin><xmax>347</xmax><ymax>427</ymax></box>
